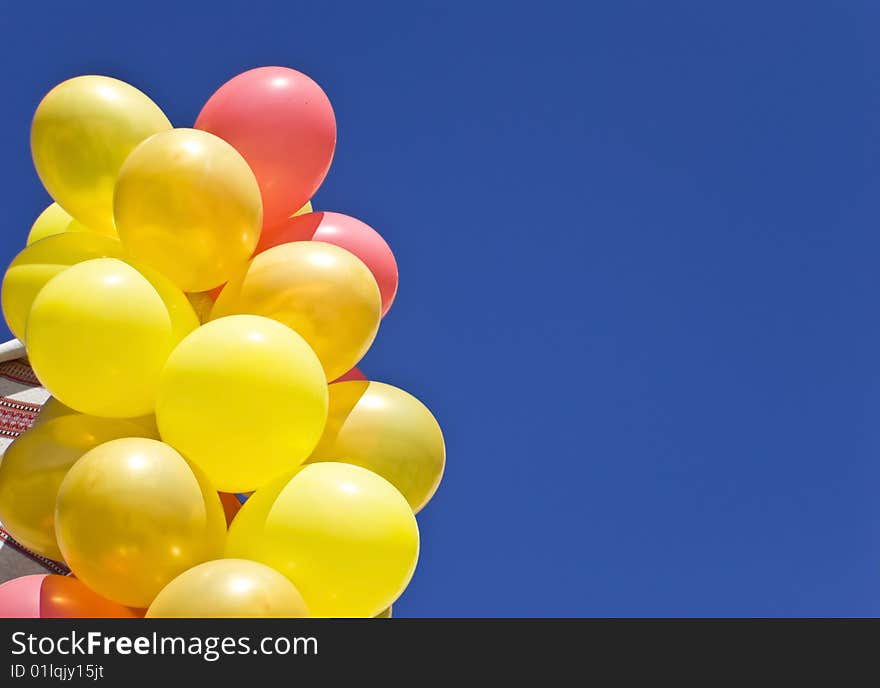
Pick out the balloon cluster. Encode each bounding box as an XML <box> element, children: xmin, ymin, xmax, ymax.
<box><xmin>0</xmin><ymin>68</ymin><xmax>445</xmax><ymax>618</ymax></box>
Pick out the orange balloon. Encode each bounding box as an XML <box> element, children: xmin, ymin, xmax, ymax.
<box><xmin>41</xmin><ymin>576</ymin><xmax>142</xmax><ymax>618</ymax></box>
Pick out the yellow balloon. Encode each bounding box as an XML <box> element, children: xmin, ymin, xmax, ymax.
<box><xmin>212</xmin><ymin>242</ymin><xmax>381</xmax><ymax>382</ymax></box>
<box><xmin>31</xmin><ymin>75</ymin><xmax>171</xmax><ymax>234</ymax></box>
<box><xmin>293</xmin><ymin>200</ymin><xmax>313</xmax><ymax>217</ymax></box>
<box><xmin>147</xmin><ymin>559</ymin><xmax>309</xmax><ymax>618</ymax></box>
<box><xmin>26</xmin><ymin>203</ymin><xmax>116</xmax><ymax>246</ymax></box>
<box><xmin>27</xmin><ymin>258</ymin><xmax>195</xmax><ymax>418</ymax></box>
<box><xmin>55</xmin><ymin>437</ymin><xmax>226</xmax><ymax>608</ymax></box>
<box><xmin>26</xmin><ymin>203</ymin><xmax>72</xmax><ymax>245</ymax></box>
<box><xmin>2</xmin><ymin>232</ymin><xmax>124</xmax><ymax>341</ymax></box>
<box><xmin>33</xmin><ymin>397</ymin><xmax>160</xmax><ymax>438</ymax></box>
<box><xmin>227</xmin><ymin>462</ymin><xmax>419</xmax><ymax>618</ymax></box>
<box><xmin>309</xmin><ymin>381</ymin><xmax>445</xmax><ymax>512</ymax></box>
<box><xmin>375</xmin><ymin>606</ymin><xmax>393</xmax><ymax>618</ymax></box>
<box><xmin>0</xmin><ymin>415</ymin><xmax>155</xmax><ymax>560</ymax></box>
<box><xmin>114</xmin><ymin>128</ymin><xmax>263</xmax><ymax>292</ymax></box>
<box><xmin>156</xmin><ymin>315</ymin><xmax>328</xmax><ymax>492</ymax></box>
<box><xmin>2</xmin><ymin>231</ymin><xmax>190</xmax><ymax>343</ymax></box>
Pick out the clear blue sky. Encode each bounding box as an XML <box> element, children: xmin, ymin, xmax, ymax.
<box><xmin>3</xmin><ymin>1</ymin><xmax>880</xmax><ymax>616</ymax></box>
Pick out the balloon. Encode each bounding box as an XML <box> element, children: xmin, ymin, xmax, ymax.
<box><xmin>309</xmin><ymin>381</ymin><xmax>445</xmax><ymax>512</ymax></box>
<box><xmin>26</xmin><ymin>203</ymin><xmax>72</xmax><ymax>244</ymax></box>
<box><xmin>332</xmin><ymin>367</ymin><xmax>367</xmax><ymax>383</ymax></box>
<box><xmin>227</xmin><ymin>462</ymin><xmax>419</xmax><ymax>618</ymax></box>
<box><xmin>2</xmin><ymin>233</ymin><xmax>194</xmax><ymax>346</ymax></box>
<box><xmin>219</xmin><ymin>492</ymin><xmax>242</xmax><ymax>527</ymax></box>
<box><xmin>27</xmin><ymin>258</ymin><xmax>196</xmax><ymax>417</ymax></box>
<box><xmin>2</xmin><ymin>232</ymin><xmax>123</xmax><ymax>341</ymax></box>
<box><xmin>195</xmin><ymin>67</ymin><xmax>336</xmax><ymax>229</ymax></box>
<box><xmin>33</xmin><ymin>398</ymin><xmax>160</xmax><ymax>439</ymax></box>
<box><xmin>114</xmin><ymin>128</ymin><xmax>262</xmax><ymax>292</ymax></box>
<box><xmin>294</xmin><ymin>200</ymin><xmax>313</xmax><ymax>217</ymax></box>
<box><xmin>375</xmin><ymin>606</ymin><xmax>393</xmax><ymax>618</ymax></box>
<box><xmin>55</xmin><ymin>437</ymin><xmax>226</xmax><ymax>608</ymax></box>
<box><xmin>25</xmin><ymin>203</ymin><xmax>108</xmax><ymax>246</ymax></box>
<box><xmin>0</xmin><ymin>414</ymin><xmax>155</xmax><ymax>560</ymax></box>
<box><xmin>0</xmin><ymin>575</ymin><xmax>139</xmax><ymax>618</ymax></box>
<box><xmin>211</xmin><ymin>242</ymin><xmax>381</xmax><ymax>382</ymax></box>
<box><xmin>31</xmin><ymin>75</ymin><xmax>171</xmax><ymax>234</ymax></box>
<box><xmin>147</xmin><ymin>559</ymin><xmax>309</xmax><ymax>618</ymax></box>
<box><xmin>257</xmin><ymin>212</ymin><xmax>398</xmax><ymax>317</ymax></box>
<box><xmin>156</xmin><ymin>315</ymin><xmax>328</xmax><ymax>492</ymax></box>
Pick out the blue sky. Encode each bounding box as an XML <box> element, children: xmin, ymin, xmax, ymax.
<box><xmin>3</xmin><ymin>1</ymin><xmax>880</xmax><ymax>616</ymax></box>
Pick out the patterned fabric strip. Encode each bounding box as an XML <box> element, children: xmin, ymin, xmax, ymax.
<box><xmin>0</xmin><ymin>397</ymin><xmax>42</xmax><ymax>438</ymax></box>
<box><xmin>0</xmin><ymin>360</ymin><xmax>40</xmax><ymax>387</ymax></box>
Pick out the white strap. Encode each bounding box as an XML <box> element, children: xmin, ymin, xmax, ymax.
<box><xmin>0</xmin><ymin>339</ymin><xmax>25</xmax><ymax>364</ymax></box>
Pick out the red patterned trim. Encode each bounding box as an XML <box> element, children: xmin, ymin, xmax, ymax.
<box><xmin>0</xmin><ymin>397</ymin><xmax>41</xmax><ymax>438</ymax></box>
<box><xmin>0</xmin><ymin>527</ymin><xmax>70</xmax><ymax>576</ymax></box>
<box><xmin>0</xmin><ymin>360</ymin><xmax>39</xmax><ymax>387</ymax></box>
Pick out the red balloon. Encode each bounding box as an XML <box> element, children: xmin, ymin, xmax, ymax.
<box><xmin>0</xmin><ymin>575</ymin><xmax>140</xmax><ymax>618</ymax></box>
<box><xmin>195</xmin><ymin>67</ymin><xmax>336</xmax><ymax>229</ymax></box>
<box><xmin>332</xmin><ymin>366</ymin><xmax>367</xmax><ymax>383</ymax></box>
<box><xmin>219</xmin><ymin>492</ymin><xmax>242</xmax><ymax>527</ymax></box>
<box><xmin>258</xmin><ymin>212</ymin><xmax>399</xmax><ymax>317</ymax></box>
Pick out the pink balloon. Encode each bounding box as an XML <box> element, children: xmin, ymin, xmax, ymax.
<box><xmin>0</xmin><ymin>574</ymin><xmax>43</xmax><ymax>618</ymax></box>
<box><xmin>258</xmin><ymin>212</ymin><xmax>399</xmax><ymax>317</ymax></box>
<box><xmin>195</xmin><ymin>67</ymin><xmax>337</xmax><ymax>229</ymax></box>
<box><xmin>0</xmin><ymin>574</ymin><xmax>140</xmax><ymax>618</ymax></box>
<box><xmin>332</xmin><ymin>367</ymin><xmax>367</xmax><ymax>383</ymax></box>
